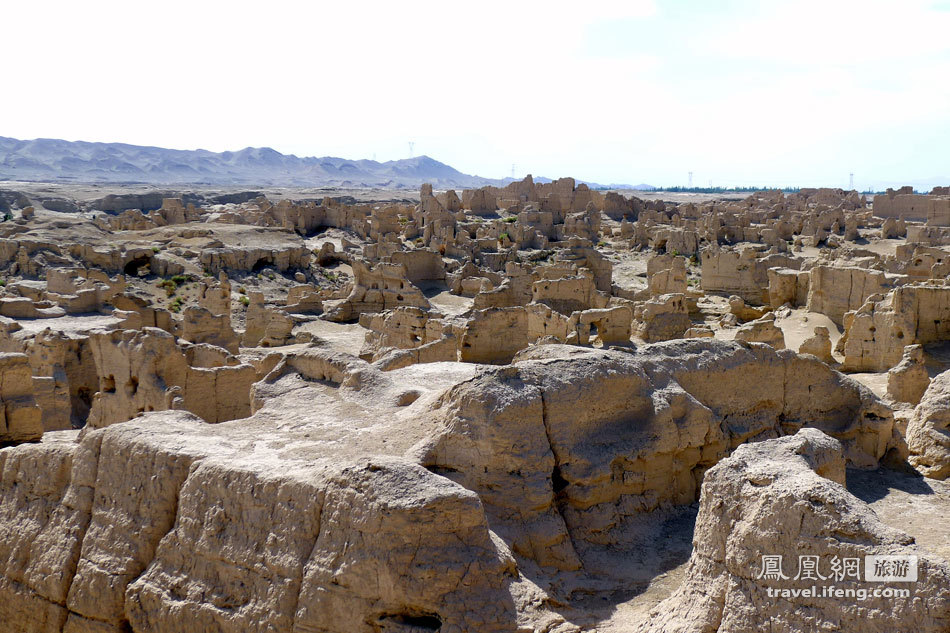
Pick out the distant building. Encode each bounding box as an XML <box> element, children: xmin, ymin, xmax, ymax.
<box><xmin>873</xmin><ymin>186</ymin><xmax>950</xmax><ymax>225</ymax></box>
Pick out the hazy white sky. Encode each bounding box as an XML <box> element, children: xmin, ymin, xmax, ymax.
<box><xmin>5</xmin><ymin>0</ymin><xmax>950</xmax><ymax>188</ymax></box>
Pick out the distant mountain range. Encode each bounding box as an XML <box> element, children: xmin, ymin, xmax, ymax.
<box><xmin>0</xmin><ymin>136</ymin><xmax>646</xmax><ymax>190</ymax></box>
<box><xmin>0</xmin><ymin>136</ymin><xmax>513</xmax><ymax>189</ymax></box>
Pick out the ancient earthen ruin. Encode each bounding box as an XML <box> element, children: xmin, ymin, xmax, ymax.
<box><xmin>0</xmin><ymin>179</ymin><xmax>949</xmax><ymax>632</ymax></box>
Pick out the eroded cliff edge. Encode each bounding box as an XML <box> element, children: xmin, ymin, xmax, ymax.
<box><xmin>0</xmin><ymin>339</ymin><xmax>919</xmax><ymax>632</ymax></box>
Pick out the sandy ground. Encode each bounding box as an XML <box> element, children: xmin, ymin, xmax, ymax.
<box><xmin>773</xmin><ymin>308</ymin><xmax>843</xmax><ymax>354</ymax></box>
<box><xmin>608</xmin><ymin>253</ymin><xmax>649</xmax><ymax>293</ymax></box>
<box><xmin>305</xmin><ymin>228</ymin><xmax>353</xmax><ymax>253</ymax></box>
<box><xmin>855</xmin><ymin>237</ymin><xmax>905</xmax><ymax>258</ymax></box>
<box><xmin>1</xmin><ymin>180</ymin><xmax>419</xmax><ymax>204</ymax></box>
<box><xmin>714</xmin><ymin>307</ymin><xmax>842</xmax><ymax>349</ymax></box>
<box><xmin>848</xmin><ymin>468</ymin><xmax>950</xmax><ymax>562</ymax></box>
<box><xmin>294</xmin><ymin>319</ymin><xmax>366</xmax><ymax>356</ymax></box>
<box><xmin>13</xmin><ymin>313</ymin><xmax>121</xmax><ymax>336</ymax></box>
<box><xmin>425</xmin><ymin>286</ymin><xmax>474</xmax><ymax>317</ymax></box>
<box><xmin>848</xmin><ymin>372</ymin><xmax>890</xmax><ymax>400</ymax></box>
<box><xmin>521</xmin><ymin>505</ymin><xmax>698</xmax><ymax>632</ymax></box>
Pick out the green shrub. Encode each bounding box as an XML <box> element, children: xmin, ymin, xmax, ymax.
<box><xmin>159</xmin><ymin>275</ymin><xmax>191</xmax><ymax>296</ymax></box>
<box><xmin>158</xmin><ymin>279</ymin><xmax>177</xmax><ymax>297</ymax></box>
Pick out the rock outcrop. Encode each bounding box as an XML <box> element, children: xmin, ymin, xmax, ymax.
<box><xmin>87</xmin><ymin>328</ymin><xmax>255</xmax><ymax>428</ymax></box>
<box><xmin>886</xmin><ymin>344</ymin><xmax>930</xmax><ymax>405</ymax></box>
<box><xmin>639</xmin><ymin>428</ymin><xmax>950</xmax><ymax>633</ymax></box>
<box><xmin>734</xmin><ymin>313</ymin><xmax>786</xmax><ymax>349</ymax></box>
<box><xmin>324</xmin><ymin>260</ymin><xmax>430</xmax><ymax>322</ymax></box>
<box><xmin>906</xmin><ymin>369</ymin><xmax>950</xmax><ymax>479</ymax></box>
<box><xmin>180</xmin><ymin>305</ymin><xmax>240</xmax><ymax>353</ymax></box>
<box><xmin>840</xmin><ymin>284</ymin><xmax>950</xmax><ymax>371</ymax></box>
<box><xmin>0</xmin><ymin>352</ymin><xmax>43</xmax><ymax>443</ymax></box>
<box><xmin>633</xmin><ymin>293</ymin><xmax>691</xmax><ymax>342</ymax></box>
<box><xmin>806</xmin><ymin>265</ymin><xmax>896</xmax><ymax>325</ymax></box>
<box><xmin>0</xmin><ymin>341</ymin><xmax>901</xmax><ymax>632</ymax></box>
<box><xmin>241</xmin><ymin>292</ymin><xmax>296</xmax><ymax>348</ymax></box>
<box><xmin>798</xmin><ymin>325</ymin><xmax>833</xmax><ymax>363</ymax></box>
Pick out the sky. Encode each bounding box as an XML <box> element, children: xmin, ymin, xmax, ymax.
<box><xmin>4</xmin><ymin>0</ymin><xmax>950</xmax><ymax>189</ymax></box>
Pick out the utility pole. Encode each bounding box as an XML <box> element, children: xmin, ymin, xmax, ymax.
<box><xmin>408</xmin><ymin>141</ymin><xmax>415</xmax><ymax>158</ymax></box>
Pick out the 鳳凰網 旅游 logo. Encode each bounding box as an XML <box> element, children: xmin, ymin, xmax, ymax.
<box><xmin>755</xmin><ymin>553</ymin><xmax>916</xmax><ymax>601</ymax></box>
